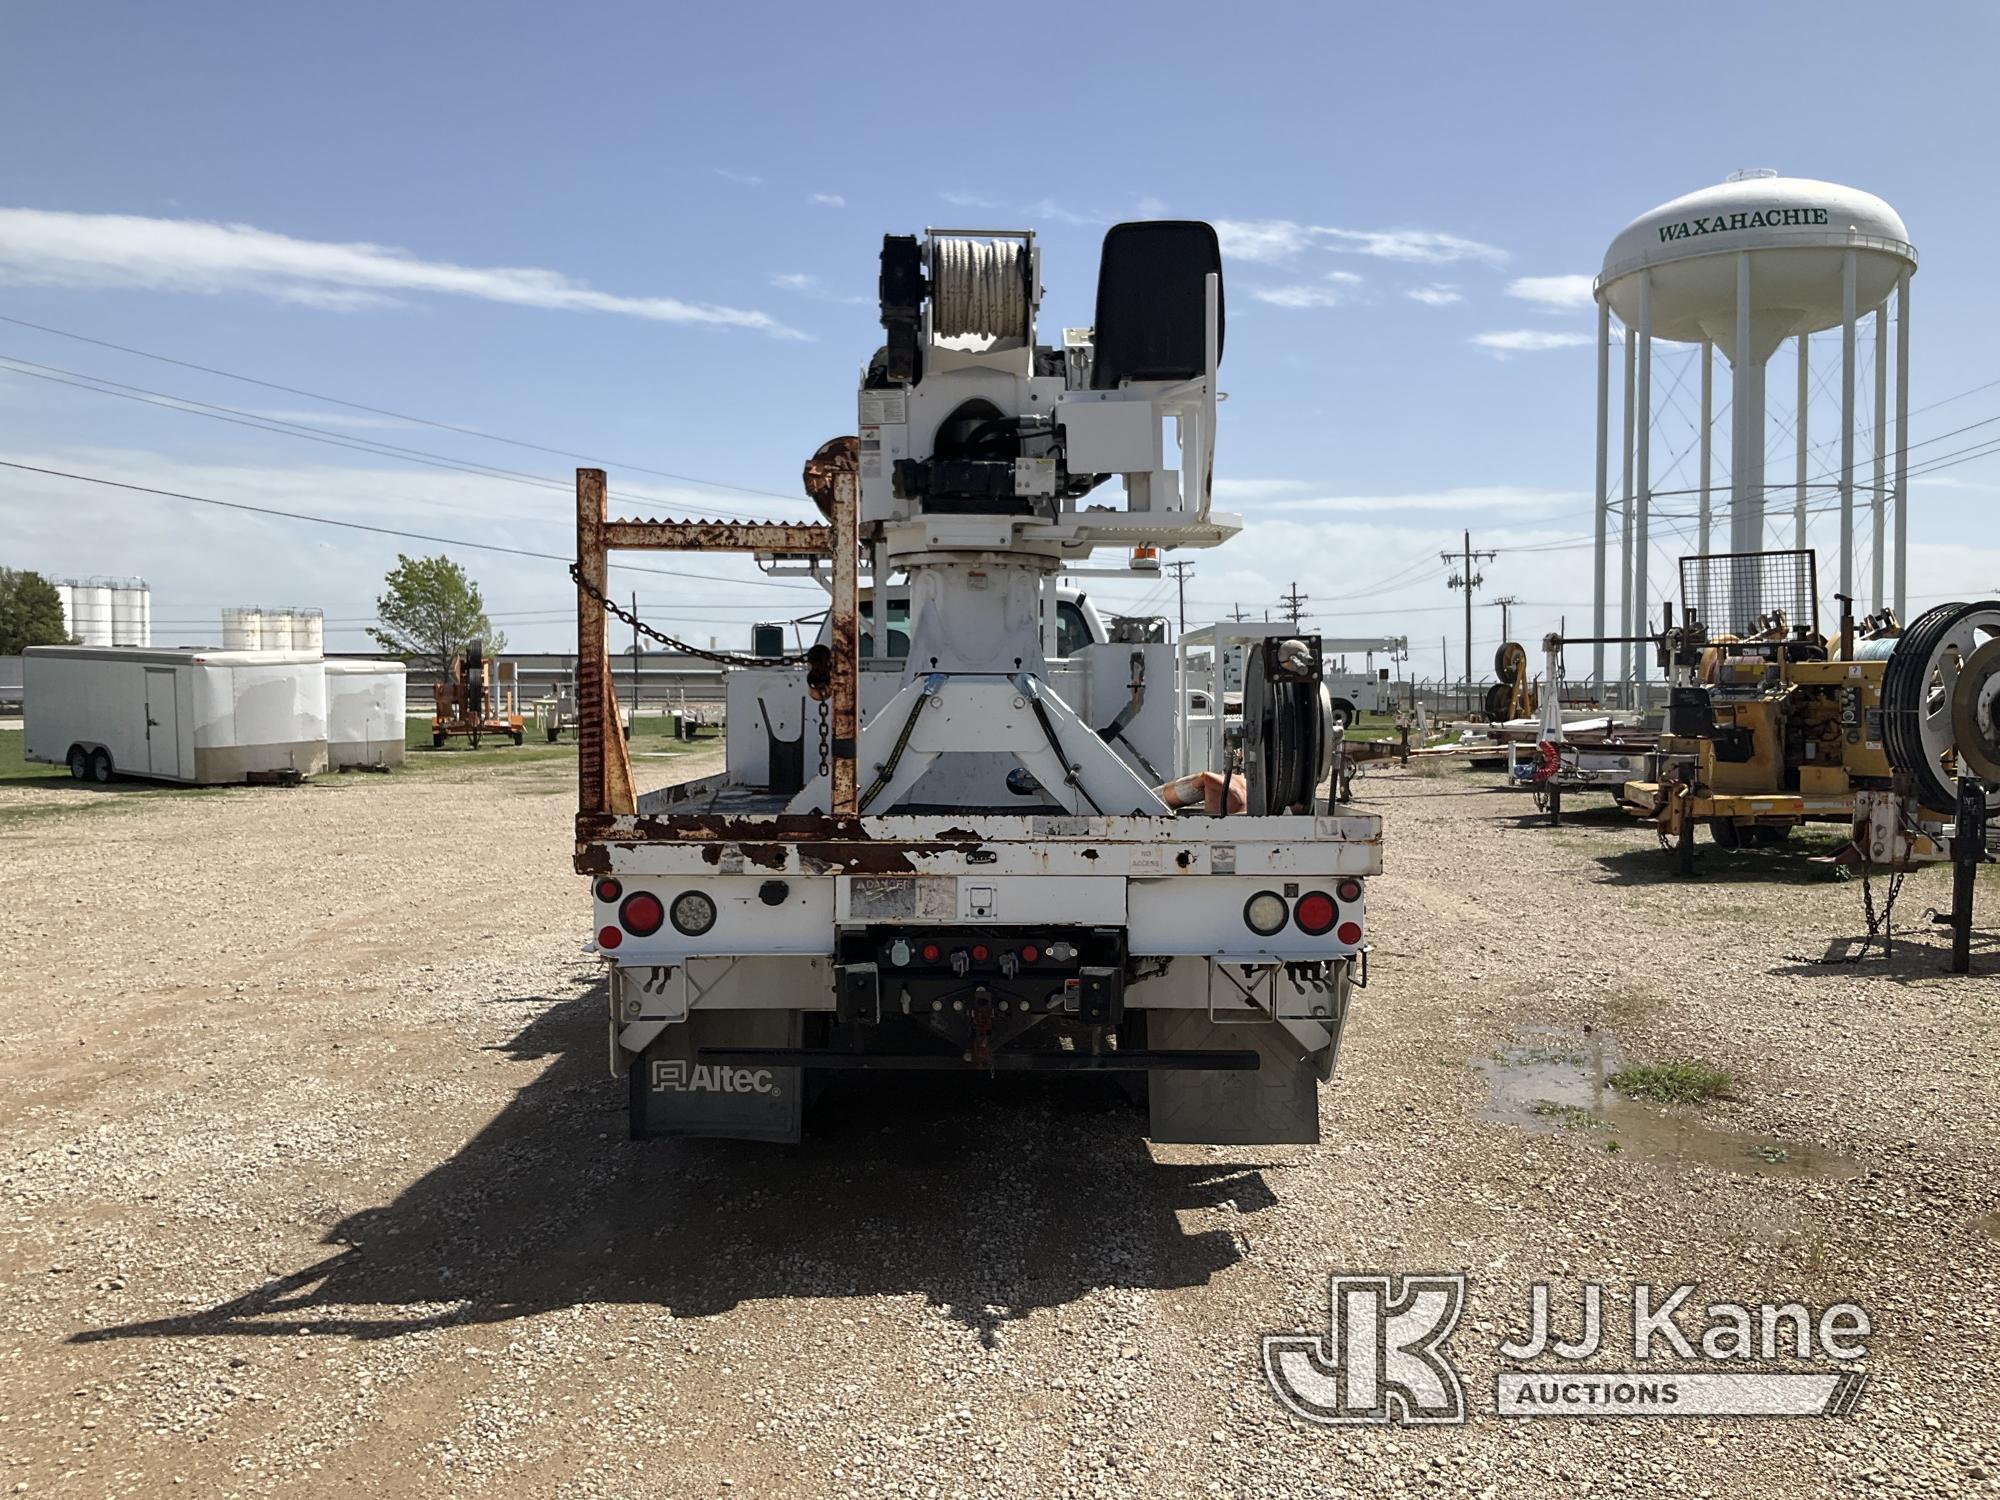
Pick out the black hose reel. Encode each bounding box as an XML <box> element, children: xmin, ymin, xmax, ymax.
<box><xmin>1242</xmin><ymin>635</ymin><xmax>1333</xmax><ymax>815</ymax></box>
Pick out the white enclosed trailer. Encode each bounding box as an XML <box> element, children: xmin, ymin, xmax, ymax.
<box><xmin>23</xmin><ymin>646</ymin><xmax>329</xmax><ymax>784</ymax></box>
<box><xmin>323</xmin><ymin>658</ymin><xmax>408</xmax><ymax>769</ymax></box>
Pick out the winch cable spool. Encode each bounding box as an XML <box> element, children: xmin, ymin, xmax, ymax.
<box><xmin>930</xmin><ymin>237</ymin><xmax>1031</xmax><ymax>342</ymax></box>
<box><xmin>1882</xmin><ymin>600</ymin><xmax>2000</xmax><ymax>815</ymax></box>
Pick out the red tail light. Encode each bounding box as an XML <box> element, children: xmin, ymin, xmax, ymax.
<box><xmin>1294</xmin><ymin>891</ymin><xmax>1337</xmax><ymax>936</ymax></box>
<box><xmin>620</xmin><ymin>891</ymin><xmax>665</xmax><ymax>937</ymax></box>
<box><xmin>598</xmin><ymin>925</ymin><xmax>623</xmax><ymax>950</ymax></box>
<box><xmin>1336</xmin><ymin>879</ymin><xmax>1362</xmax><ymax>903</ymax></box>
<box><xmin>1336</xmin><ymin>921</ymin><xmax>1363</xmax><ymax>945</ymax></box>
<box><xmin>1021</xmin><ymin>944</ymin><xmax>1040</xmax><ymax>963</ymax></box>
<box><xmin>595</xmin><ymin>877</ymin><xmax>623</xmax><ymax>903</ymax></box>
<box><xmin>971</xmin><ymin>943</ymin><xmax>990</xmax><ymax>962</ymax></box>
<box><xmin>921</xmin><ymin>942</ymin><xmax>941</xmax><ymax>962</ymax></box>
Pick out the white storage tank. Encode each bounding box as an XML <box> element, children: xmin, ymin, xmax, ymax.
<box><xmin>222</xmin><ymin>608</ymin><xmax>264</xmax><ymax>650</ymax></box>
<box><xmin>323</xmin><ymin>659</ymin><xmax>407</xmax><ymax>768</ymax></box>
<box><xmin>109</xmin><ymin>580</ymin><xmax>151</xmax><ymax>647</ymax></box>
<box><xmin>292</xmin><ymin>608</ymin><xmax>325</xmax><ymax>656</ymax></box>
<box><xmin>21</xmin><ymin>645</ymin><xmax>329</xmax><ymax>784</ymax></box>
<box><xmin>67</xmin><ymin>583</ymin><xmax>113</xmax><ymax>647</ymax></box>
<box><xmin>263</xmin><ymin>608</ymin><xmax>297</xmax><ymax>650</ymax></box>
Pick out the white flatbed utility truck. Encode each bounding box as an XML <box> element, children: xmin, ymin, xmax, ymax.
<box><xmin>573</xmin><ymin>221</ymin><xmax>1383</xmax><ymax>1145</ymax></box>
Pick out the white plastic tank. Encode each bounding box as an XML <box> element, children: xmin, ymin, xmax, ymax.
<box><xmin>322</xmin><ymin>659</ymin><xmax>407</xmax><ymax>768</ymax></box>
<box><xmin>265</xmin><ymin>609</ymin><xmax>298</xmax><ymax>650</ymax></box>
<box><xmin>110</xmin><ymin>581</ymin><xmax>151</xmax><ymax>647</ymax></box>
<box><xmin>53</xmin><ymin>583</ymin><xmax>74</xmax><ymax>641</ymax></box>
<box><xmin>221</xmin><ymin>608</ymin><xmax>264</xmax><ymax>650</ymax></box>
<box><xmin>291</xmin><ymin>608</ymin><xmax>325</xmax><ymax>655</ymax></box>
<box><xmin>67</xmin><ymin>584</ymin><xmax>113</xmax><ymax>647</ymax></box>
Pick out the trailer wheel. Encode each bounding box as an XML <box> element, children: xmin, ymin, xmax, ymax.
<box><xmin>511</xmin><ymin>729</ymin><xmax>524</xmax><ymax>746</ymax></box>
<box><xmin>432</xmin><ymin>730</ymin><xmax>446</xmax><ymax>748</ymax></box>
<box><xmin>1712</xmin><ymin>819</ymin><xmax>1742</xmax><ymax>850</ymax></box>
<box><xmin>67</xmin><ymin>746</ymin><xmax>89</xmax><ymax>780</ymax></box>
<box><xmin>89</xmin><ymin>748</ymin><xmax>114</xmax><ymax>783</ymax></box>
<box><xmin>546</xmin><ymin>725</ymin><xmax>560</xmax><ymax>743</ymax></box>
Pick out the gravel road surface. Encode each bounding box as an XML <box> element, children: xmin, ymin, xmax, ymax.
<box><xmin>2</xmin><ymin>750</ymin><xmax>1996</xmax><ymax>1498</ymax></box>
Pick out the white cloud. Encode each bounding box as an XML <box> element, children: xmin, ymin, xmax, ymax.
<box><xmin>1314</xmin><ymin>227</ymin><xmax>1506</xmax><ymax>265</ymax></box>
<box><xmin>941</xmin><ymin>191</ymin><xmax>999</xmax><ymax>209</ymax></box>
<box><xmin>1471</xmin><ymin>329</ymin><xmax>1594</xmax><ymax>353</ymax></box>
<box><xmin>1506</xmin><ymin>273</ymin><xmax>1595</xmax><ymax>310</ymax></box>
<box><xmin>254</xmin><ymin>409</ymin><xmax>413</xmax><ymax>431</ymax></box>
<box><xmin>1135</xmin><ymin>195</ymin><xmax>1169</xmax><ymax>216</ymax></box>
<box><xmin>712</xmin><ymin>168</ymin><xmax>764</xmax><ymax>186</ymax></box>
<box><xmin>767</xmin><ymin>270</ymin><xmax>867</xmax><ymax>306</ymax></box>
<box><xmin>0</xmin><ymin>208</ymin><xmax>805</xmax><ymax>338</ymax></box>
<box><xmin>1253</xmin><ymin>284</ymin><xmax>1356</xmax><ymax>310</ymax></box>
<box><xmin>1262</xmin><ymin>485</ymin><xmax>1587</xmax><ymax>516</ymax></box>
<box><xmin>1324</xmin><ymin>270</ymin><xmax>1364</xmax><ymax>286</ymax></box>
<box><xmin>1210</xmin><ymin>478</ymin><xmax>1316</xmax><ymax>503</ymax></box>
<box><xmin>1021</xmin><ymin>197</ymin><xmax>1101</xmax><ymax>227</ymax></box>
<box><xmin>1404</xmin><ymin>284</ymin><xmax>1462</xmax><ymax>306</ymax></box>
<box><xmin>1214</xmin><ymin>218</ymin><xmax>1311</xmax><ymax>264</ymax></box>
<box><xmin>807</xmin><ymin>192</ymin><xmax>845</xmax><ymax>207</ymax></box>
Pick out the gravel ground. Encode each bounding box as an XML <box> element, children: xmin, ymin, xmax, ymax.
<box><xmin>1</xmin><ymin>750</ymin><xmax>1996</xmax><ymax>1499</ymax></box>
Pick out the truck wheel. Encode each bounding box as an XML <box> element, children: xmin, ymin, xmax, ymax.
<box><xmin>1328</xmin><ymin>700</ymin><xmax>1355</xmax><ymax>730</ymax></box>
<box><xmin>89</xmin><ymin>748</ymin><xmax>114</xmax><ymax>783</ymax></box>
<box><xmin>67</xmin><ymin>746</ymin><xmax>89</xmax><ymax>780</ymax></box>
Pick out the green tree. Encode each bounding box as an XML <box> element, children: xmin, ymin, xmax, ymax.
<box><xmin>367</xmin><ymin>554</ymin><xmax>506</xmax><ymax>678</ymax></box>
<box><xmin>0</xmin><ymin>568</ymin><xmax>72</xmax><ymax>654</ymax></box>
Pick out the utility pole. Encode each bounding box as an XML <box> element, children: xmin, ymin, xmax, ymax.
<box><xmin>1165</xmin><ymin>559</ymin><xmax>1196</xmax><ymax>634</ymax></box>
<box><xmin>630</xmin><ymin>590</ymin><xmax>642</xmax><ymax>720</ymax></box>
<box><xmin>1278</xmin><ymin>582</ymin><xmax>1309</xmax><ymax>630</ymax></box>
<box><xmin>1488</xmin><ymin>594</ymin><xmax>1520</xmax><ymax>647</ymax></box>
<box><xmin>1441</xmin><ymin>530</ymin><xmax>1496</xmax><ymax>699</ymax></box>
<box><xmin>1227</xmin><ymin>603</ymin><xmax>1252</xmax><ymax>623</ymax></box>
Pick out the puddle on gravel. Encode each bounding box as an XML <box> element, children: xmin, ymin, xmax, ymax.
<box><xmin>1477</xmin><ymin>1025</ymin><xmax>1857</xmax><ymax>1180</ymax></box>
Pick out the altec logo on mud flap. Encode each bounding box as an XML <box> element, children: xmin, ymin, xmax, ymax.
<box><xmin>1263</xmin><ymin>1274</ymin><xmax>1871</xmax><ymax>1426</ymax></box>
<box><xmin>649</xmin><ymin>1060</ymin><xmax>777</xmax><ymax>1095</ymax></box>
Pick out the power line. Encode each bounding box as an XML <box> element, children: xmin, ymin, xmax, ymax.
<box><xmin>0</xmin><ymin>460</ymin><xmax>823</xmax><ymax>591</ymax></box>
<box><xmin>0</xmin><ymin>311</ymin><xmax>811</xmax><ymax>508</ymax></box>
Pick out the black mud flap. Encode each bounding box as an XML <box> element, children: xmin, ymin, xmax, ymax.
<box><xmin>629</xmin><ymin>1011</ymin><xmax>804</xmax><ymax>1144</ymax></box>
<box><xmin>1146</xmin><ymin>1011</ymin><xmax>1320</xmax><ymax>1146</ymax></box>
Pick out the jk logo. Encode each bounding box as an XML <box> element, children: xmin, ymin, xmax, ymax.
<box><xmin>1263</xmin><ymin>1273</ymin><xmax>1467</xmax><ymax>1426</ymax></box>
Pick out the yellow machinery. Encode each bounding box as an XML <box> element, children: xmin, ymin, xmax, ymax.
<box><xmin>431</xmin><ymin>639</ymin><xmax>524</xmax><ymax>747</ymax></box>
<box><xmin>1620</xmin><ymin>550</ymin><xmax>1914</xmax><ymax>867</ymax></box>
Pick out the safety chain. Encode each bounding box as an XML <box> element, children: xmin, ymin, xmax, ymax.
<box><xmin>1856</xmin><ymin>860</ymin><xmax>1909</xmax><ymax>960</ymax></box>
<box><xmin>816</xmin><ymin>699</ymin><xmax>830</xmax><ymax>778</ymax></box>
<box><xmin>569</xmin><ymin>562</ymin><xmax>812</xmax><ymax>667</ymax></box>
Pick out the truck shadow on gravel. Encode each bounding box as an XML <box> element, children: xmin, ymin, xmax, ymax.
<box><xmin>75</xmin><ymin>986</ymin><xmax>1274</xmax><ymax>1349</ymax></box>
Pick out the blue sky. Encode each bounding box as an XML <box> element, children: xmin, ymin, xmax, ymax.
<box><xmin>3</xmin><ymin>1</ymin><xmax>1996</xmax><ymax>674</ymax></box>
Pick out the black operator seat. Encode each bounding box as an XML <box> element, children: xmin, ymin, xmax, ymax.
<box><xmin>1090</xmin><ymin>221</ymin><xmax>1226</xmax><ymax>389</ymax></box>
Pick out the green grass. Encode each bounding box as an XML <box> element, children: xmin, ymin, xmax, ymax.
<box><xmin>1340</xmin><ymin>712</ymin><xmax>1410</xmax><ymax>744</ymax></box>
<box><xmin>1529</xmin><ymin>1101</ymin><xmax>1602</xmax><ymax>1130</ymax></box>
<box><xmin>1609</xmin><ymin>1060</ymin><xmax>1734</xmax><ymax>1106</ymax></box>
<box><xmin>0</xmin><ymin>727</ymin><xmax>71</xmax><ymax>786</ymax></box>
<box><xmin>401</xmin><ymin>715</ymin><xmax>721</xmax><ymax>771</ymax></box>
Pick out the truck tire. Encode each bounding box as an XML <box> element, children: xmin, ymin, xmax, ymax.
<box><xmin>1328</xmin><ymin>700</ymin><xmax>1355</xmax><ymax>730</ymax></box>
<box><xmin>67</xmin><ymin>746</ymin><xmax>89</xmax><ymax>780</ymax></box>
<box><xmin>89</xmin><ymin>748</ymin><xmax>113</xmax><ymax>783</ymax></box>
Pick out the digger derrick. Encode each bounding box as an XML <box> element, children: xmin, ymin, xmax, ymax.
<box><xmin>571</xmin><ymin>221</ymin><xmax>1384</xmax><ymax>1146</ymax></box>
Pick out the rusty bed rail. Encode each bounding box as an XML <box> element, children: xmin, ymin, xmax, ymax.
<box><xmin>575</xmin><ymin>467</ymin><xmax>857</xmax><ymax>833</ymax></box>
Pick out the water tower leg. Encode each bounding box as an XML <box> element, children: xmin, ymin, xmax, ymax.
<box><xmin>1620</xmin><ymin>324</ymin><xmax>1635</xmax><ymax>698</ymax></box>
<box><xmin>1893</xmin><ymin>272</ymin><xmax>1911</xmax><ymax>619</ymax></box>
<box><xmin>1839</xmin><ymin>249</ymin><xmax>1858</xmax><ymax>609</ymax></box>
<box><xmin>1698</xmin><ymin>340</ymin><xmax>1713</xmax><ymax>624</ymax></box>
<box><xmin>1871</xmin><ymin>303</ymin><xmax>1888</xmax><ymax>613</ymax></box>
<box><xmin>1592</xmin><ymin>299</ymin><xmax>1611</xmax><ymax>698</ymax></box>
<box><xmin>1795</xmin><ymin>334</ymin><xmax>1810</xmax><ymax>555</ymax></box>
<box><xmin>1634</xmin><ymin>274</ymin><xmax>1652</xmax><ymax>696</ymax></box>
<box><xmin>1729</xmin><ymin>253</ymin><xmax>1766</xmax><ymax>630</ymax></box>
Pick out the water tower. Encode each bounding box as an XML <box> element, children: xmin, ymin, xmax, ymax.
<box><xmin>1590</xmin><ymin>171</ymin><xmax>1916</xmax><ymax>693</ymax></box>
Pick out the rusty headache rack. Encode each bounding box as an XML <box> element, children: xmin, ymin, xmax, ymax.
<box><xmin>573</xmin><ymin>466</ymin><xmax>859</xmax><ymax>860</ymax></box>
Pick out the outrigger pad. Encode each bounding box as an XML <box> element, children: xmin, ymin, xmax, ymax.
<box><xmin>1146</xmin><ymin>1012</ymin><xmax>1320</xmax><ymax>1145</ymax></box>
<box><xmin>630</xmin><ymin>1011</ymin><xmax>803</xmax><ymax>1144</ymax></box>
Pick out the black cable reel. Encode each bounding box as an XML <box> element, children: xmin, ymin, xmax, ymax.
<box><xmin>1881</xmin><ymin>600</ymin><xmax>2000</xmax><ymax>815</ymax></box>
